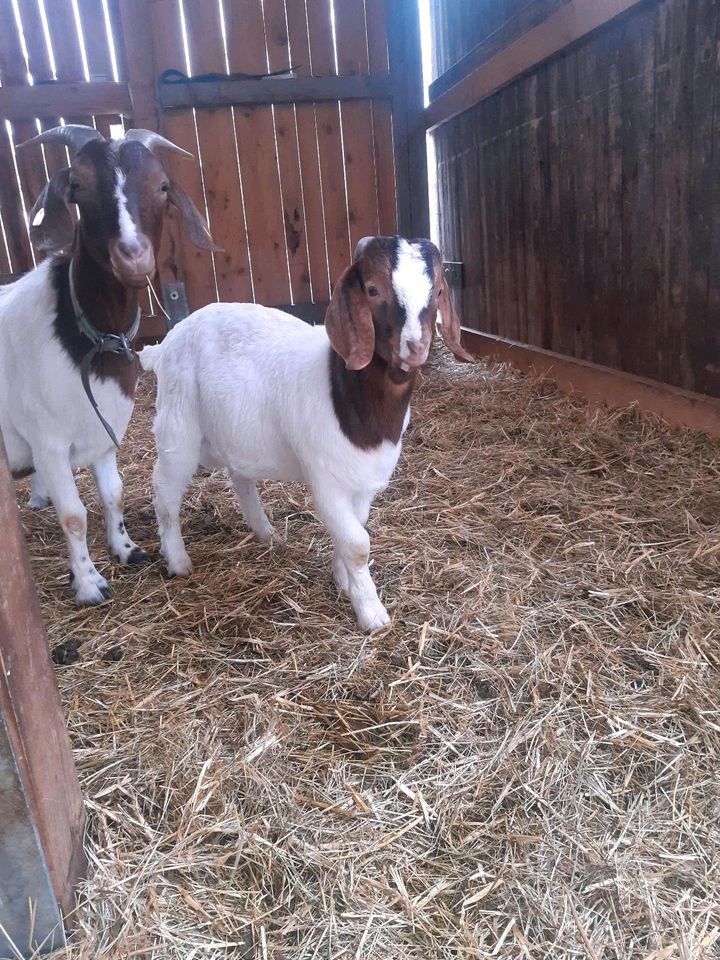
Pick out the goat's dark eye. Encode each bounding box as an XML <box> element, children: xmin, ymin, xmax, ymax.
<box><xmin>69</xmin><ymin>180</ymin><xmax>81</xmax><ymax>193</ymax></box>
<box><xmin>160</xmin><ymin>182</ymin><xmax>169</xmax><ymax>193</ymax></box>
<box><xmin>367</xmin><ymin>285</ymin><xmax>379</xmax><ymax>297</ymax></box>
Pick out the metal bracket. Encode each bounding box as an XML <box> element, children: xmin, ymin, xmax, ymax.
<box><xmin>160</xmin><ymin>281</ymin><xmax>190</xmax><ymax>329</ymax></box>
<box><xmin>443</xmin><ymin>261</ymin><xmax>464</xmax><ymax>290</ymax></box>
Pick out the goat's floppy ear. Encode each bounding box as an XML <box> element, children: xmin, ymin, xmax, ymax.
<box><xmin>167</xmin><ymin>181</ymin><xmax>222</xmax><ymax>251</ymax></box>
<box><xmin>29</xmin><ymin>169</ymin><xmax>74</xmax><ymax>252</ymax></box>
<box><xmin>434</xmin><ymin>259</ymin><xmax>475</xmax><ymax>363</ymax></box>
<box><xmin>325</xmin><ymin>263</ymin><xmax>375</xmax><ymax>370</ymax></box>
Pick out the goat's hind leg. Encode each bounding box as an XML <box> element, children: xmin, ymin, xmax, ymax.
<box><xmin>153</xmin><ymin>436</ymin><xmax>200</xmax><ymax>577</ymax></box>
<box><xmin>35</xmin><ymin>449</ymin><xmax>111</xmax><ymax>604</ymax></box>
<box><xmin>28</xmin><ymin>473</ymin><xmax>51</xmax><ymax>510</ymax></box>
<box><xmin>229</xmin><ymin>472</ymin><xmax>283</xmax><ymax>544</ymax></box>
<box><xmin>92</xmin><ymin>450</ymin><xmax>150</xmax><ymax>566</ymax></box>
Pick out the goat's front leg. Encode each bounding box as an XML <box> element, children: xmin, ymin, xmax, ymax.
<box><xmin>91</xmin><ymin>450</ymin><xmax>150</xmax><ymax>566</ymax></box>
<box><xmin>34</xmin><ymin>450</ymin><xmax>111</xmax><ymax>604</ymax></box>
<box><xmin>332</xmin><ymin>490</ymin><xmax>375</xmax><ymax>595</ymax></box>
<box><xmin>311</xmin><ymin>483</ymin><xmax>389</xmax><ymax>632</ymax></box>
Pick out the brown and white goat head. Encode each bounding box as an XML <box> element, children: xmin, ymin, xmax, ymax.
<box><xmin>325</xmin><ymin>235</ymin><xmax>474</xmax><ymax>373</ymax></box>
<box><xmin>22</xmin><ymin>125</ymin><xmax>218</xmax><ymax>287</ymax></box>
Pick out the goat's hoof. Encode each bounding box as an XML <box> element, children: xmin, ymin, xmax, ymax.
<box><xmin>166</xmin><ymin>556</ymin><xmax>193</xmax><ymax>577</ymax></box>
<box><xmin>357</xmin><ymin>604</ymin><xmax>391</xmax><ymax>633</ymax></box>
<box><xmin>74</xmin><ymin>582</ymin><xmax>113</xmax><ymax>605</ymax></box>
<box><xmin>126</xmin><ymin>546</ymin><xmax>152</xmax><ymax>566</ymax></box>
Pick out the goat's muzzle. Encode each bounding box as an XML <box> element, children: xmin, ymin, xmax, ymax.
<box><xmin>396</xmin><ymin>339</ymin><xmax>430</xmax><ymax>373</ymax></box>
<box><xmin>109</xmin><ymin>235</ymin><xmax>156</xmax><ymax>288</ymax></box>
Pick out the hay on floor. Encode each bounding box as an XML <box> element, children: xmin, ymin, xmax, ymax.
<box><xmin>15</xmin><ymin>352</ymin><xmax>720</xmax><ymax>959</ymax></box>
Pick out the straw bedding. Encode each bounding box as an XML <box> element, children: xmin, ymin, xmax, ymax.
<box><xmin>16</xmin><ymin>352</ymin><xmax>720</xmax><ymax>959</ymax></box>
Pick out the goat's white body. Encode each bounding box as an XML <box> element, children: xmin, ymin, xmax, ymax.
<box><xmin>0</xmin><ymin>261</ymin><xmax>133</xmax><ymax>472</ymax></box>
<box><xmin>145</xmin><ymin>302</ymin><xmax>408</xmax><ymax>630</ymax></box>
<box><xmin>0</xmin><ymin>259</ymin><xmax>145</xmax><ymax>603</ymax></box>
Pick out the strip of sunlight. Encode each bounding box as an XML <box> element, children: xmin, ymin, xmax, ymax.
<box><xmin>36</xmin><ymin>0</ymin><xmax>58</xmax><ymax>79</ymax></box>
<box><xmin>417</xmin><ymin>0</ymin><xmax>439</xmax><ymax>241</ymax></box>
<box><xmin>101</xmin><ymin>0</ymin><xmax>121</xmax><ymax>81</ymax></box>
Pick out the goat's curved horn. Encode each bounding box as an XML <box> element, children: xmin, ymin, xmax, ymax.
<box><xmin>123</xmin><ymin>129</ymin><xmax>194</xmax><ymax>159</ymax></box>
<box><xmin>353</xmin><ymin>236</ymin><xmax>375</xmax><ymax>261</ymax></box>
<box><xmin>17</xmin><ymin>124</ymin><xmax>104</xmax><ymax>154</ymax></box>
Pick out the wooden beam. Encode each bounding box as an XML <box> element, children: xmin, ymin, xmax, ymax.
<box><xmin>0</xmin><ymin>81</ymin><xmax>132</xmax><ymax>121</ymax></box>
<box><xmin>461</xmin><ymin>329</ymin><xmax>720</xmax><ymax>438</ymax></box>
<box><xmin>428</xmin><ymin>0</ymin><xmax>573</xmax><ymax>102</ymax></box>
<box><xmin>158</xmin><ymin>73</ymin><xmax>393</xmax><ymax>110</ymax></box>
<box><xmin>425</xmin><ymin>0</ymin><xmax>647</xmax><ymax>132</ymax></box>
<box><xmin>0</xmin><ymin>432</ymin><xmax>86</xmax><ymax>941</ymax></box>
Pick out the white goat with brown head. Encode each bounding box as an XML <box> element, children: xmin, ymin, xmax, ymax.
<box><xmin>141</xmin><ymin>236</ymin><xmax>472</xmax><ymax>631</ymax></box>
<box><xmin>0</xmin><ymin>125</ymin><xmax>217</xmax><ymax>604</ymax></box>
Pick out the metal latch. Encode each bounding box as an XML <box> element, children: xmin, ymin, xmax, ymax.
<box><xmin>161</xmin><ymin>281</ymin><xmax>190</xmax><ymax>329</ymax></box>
<box><xmin>443</xmin><ymin>261</ymin><xmax>464</xmax><ymax>290</ymax></box>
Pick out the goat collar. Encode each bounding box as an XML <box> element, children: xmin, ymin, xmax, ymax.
<box><xmin>69</xmin><ymin>257</ymin><xmax>141</xmax><ymax>448</ymax></box>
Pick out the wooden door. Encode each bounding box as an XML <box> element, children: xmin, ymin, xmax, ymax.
<box><xmin>146</xmin><ymin>0</ymin><xmax>428</xmax><ymax>318</ymax></box>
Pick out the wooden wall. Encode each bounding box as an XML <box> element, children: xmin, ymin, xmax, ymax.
<box><xmin>431</xmin><ymin>0</ymin><xmax>720</xmax><ymax>398</ymax></box>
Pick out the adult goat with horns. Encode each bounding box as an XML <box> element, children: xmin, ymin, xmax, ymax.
<box><xmin>0</xmin><ymin>125</ymin><xmax>218</xmax><ymax>604</ymax></box>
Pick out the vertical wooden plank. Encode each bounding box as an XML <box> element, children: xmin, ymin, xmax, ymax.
<box><xmin>0</xmin><ymin>436</ymin><xmax>86</xmax><ymax>927</ymax></box>
<box><xmin>306</xmin><ymin>0</ymin><xmax>351</xmax><ymax>287</ymax></box>
<box><xmin>13</xmin><ymin>0</ymin><xmax>62</xmax><ymax>179</ymax></box>
<box><xmin>618</xmin><ymin>11</ymin><xmax>658</xmax><ymax>381</ymax></box>
<box><xmin>365</xmin><ymin>0</ymin><xmax>397</xmax><ymax>235</ymax></box>
<box><xmin>524</xmin><ymin>67</ymin><xmax>550</xmax><ymax>349</ymax></box>
<box><xmin>386</xmin><ymin>0</ymin><xmax>429</xmax><ymax>238</ymax></box>
<box><xmin>574</xmin><ymin>43</ymin><xmax>594</xmax><ymax>362</ymax></box>
<box><xmin>182</xmin><ymin>0</ymin><xmax>253</xmax><ymax>303</ymax></box>
<box><xmin>77</xmin><ymin>0</ymin><xmax>122</xmax><ymax>135</ymax></box>
<box><xmin>0</xmin><ymin>1</ymin><xmax>35</xmax><ymax>270</ymax></box>
<box><xmin>226</xmin><ymin>0</ymin><xmax>291</xmax><ymax>304</ymax></box>
<box><xmin>0</xmin><ymin>125</ymin><xmax>33</xmax><ymax>273</ymax></box>
<box><xmin>287</xmin><ymin>0</ymin><xmax>331</xmax><ymax>301</ymax></box>
<box><xmin>706</xmin><ymin>1</ymin><xmax>720</xmax><ymax>396</ymax></box>
<box><xmin>151</xmin><ymin>0</ymin><xmax>217</xmax><ymax>309</ymax></box>
<box><xmin>687</xmin><ymin>0</ymin><xmax>718</xmax><ymax>394</ymax></box>
<box><xmin>117</xmin><ymin>0</ymin><xmax>159</xmax><ymax>129</ymax></box>
<box><xmin>333</xmin><ymin>3</ymin><xmax>380</xmax><ymax>248</ymax></box>
<box><xmin>264</xmin><ymin>0</ymin><xmax>313</xmax><ymax>304</ymax></box>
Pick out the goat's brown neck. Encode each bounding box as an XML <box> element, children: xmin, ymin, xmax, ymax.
<box><xmin>72</xmin><ymin>237</ymin><xmax>140</xmax><ymax>335</ymax></box>
<box><xmin>329</xmin><ymin>348</ymin><xmax>417</xmax><ymax>449</ymax></box>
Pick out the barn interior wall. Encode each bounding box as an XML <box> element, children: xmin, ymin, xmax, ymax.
<box><xmin>431</xmin><ymin>0</ymin><xmax>720</xmax><ymax>398</ymax></box>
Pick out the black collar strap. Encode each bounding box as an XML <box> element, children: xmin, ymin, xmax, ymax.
<box><xmin>69</xmin><ymin>258</ymin><xmax>141</xmax><ymax>449</ymax></box>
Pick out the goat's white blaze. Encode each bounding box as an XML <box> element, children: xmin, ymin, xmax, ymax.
<box><xmin>393</xmin><ymin>239</ymin><xmax>433</xmax><ymax>364</ymax></box>
<box><xmin>114</xmin><ymin>170</ymin><xmax>139</xmax><ymax>250</ymax></box>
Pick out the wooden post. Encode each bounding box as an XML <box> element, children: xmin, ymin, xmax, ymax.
<box><xmin>386</xmin><ymin>0</ymin><xmax>430</xmax><ymax>239</ymax></box>
<box><xmin>0</xmin><ymin>433</ymin><xmax>85</xmax><ymax>956</ymax></box>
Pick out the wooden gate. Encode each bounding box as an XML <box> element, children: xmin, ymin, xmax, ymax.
<box><xmin>0</xmin><ymin>0</ymin><xmax>427</xmax><ymax>328</ymax></box>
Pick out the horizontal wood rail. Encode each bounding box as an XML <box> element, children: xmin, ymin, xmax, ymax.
<box><xmin>159</xmin><ymin>74</ymin><xmax>394</xmax><ymax>110</ymax></box>
<box><xmin>461</xmin><ymin>329</ymin><xmax>720</xmax><ymax>438</ymax></box>
<box><xmin>426</xmin><ymin>0</ymin><xmax>646</xmax><ymax>132</ymax></box>
<box><xmin>0</xmin><ymin>81</ymin><xmax>132</xmax><ymax>121</ymax></box>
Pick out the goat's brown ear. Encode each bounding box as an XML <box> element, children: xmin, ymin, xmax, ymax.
<box><xmin>325</xmin><ymin>263</ymin><xmax>375</xmax><ymax>370</ymax></box>
<box><xmin>435</xmin><ymin>264</ymin><xmax>475</xmax><ymax>363</ymax></box>
<box><xmin>167</xmin><ymin>181</ymin><xmax>222</xmax><ymax>251</ymax></box>
<box><xmin>29</xmin><ymin>169</ymin><xmax>74</xmax><ymax>252</ymax></box>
